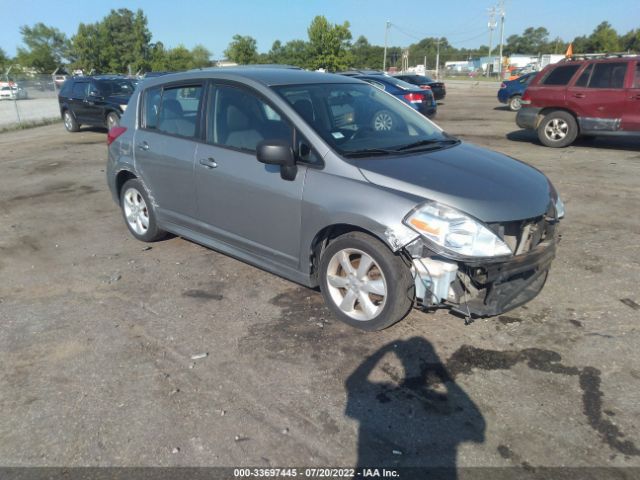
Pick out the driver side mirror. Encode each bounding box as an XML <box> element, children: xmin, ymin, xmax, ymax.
<box><xmin>256</xmin><ymin>139</ymin><xmax>297</xmax><ymax>181</ymax></box>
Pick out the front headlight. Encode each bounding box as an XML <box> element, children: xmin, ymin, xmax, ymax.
<box><xmin>555</xmin><ymin>196</ymin><xmax>565</xmax><ymax>219</ymax></box>
<box><xmin>121</xmin><ymin>104</ymin><xmax>128</xmax><ymax>112</ymax></box>
<box><xmin>404</xmin><ymin>201</ymin><xmax>513</xmax><ymax>258</ymax></box>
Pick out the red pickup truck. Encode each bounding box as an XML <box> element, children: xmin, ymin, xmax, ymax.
<box><xmin>516</xmin><ymin>55</ymin><xmax>640</xmax><ymax>147</ymax></box>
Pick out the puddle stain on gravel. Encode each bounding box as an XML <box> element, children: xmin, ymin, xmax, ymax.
<box><xmin>447</xmin><ymin>345</ymin><xmax>640</xmax><ymax>457</ymax></box>
<box><xmin>620</xmin><ymin>298</ymin><xmax>640</xmax><ymax>311</ymax></box>
<box><xmin>182</xmin><ymin>290</ymin><xmax>223</xmax><ymax>301</ymax></box>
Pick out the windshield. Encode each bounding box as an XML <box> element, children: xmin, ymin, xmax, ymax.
<box><xmin>97</xmin><ymin>79</ymin><xmax>135</xmax><ymax>96</ymax></box>
<box><xmin>274</xmin><ymin>82</ymin><xmax>452</xmax><ymax>157</ymax></box>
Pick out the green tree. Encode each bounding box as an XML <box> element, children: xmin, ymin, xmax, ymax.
<box><xmin>16</xmin><ymin>23</ymin><xmax>69</xmax><ymax>72</ymax></box>
<box><xmin>586</xmin><ymin>21</ymin><xmax>621</xmax><ymax>52</ymax></box>
<box><xmin>224</xmin><ymin>35</ymin><xmax>258</xmax><ymax>64</ymax></box>
<box><xmin>306</xmin><ymin>16</ymin><xmax>353</xmax><ymax>71</ymax></box>
<box><xmin>70</xmin><ymin>8</ymin><xmax>151</xmax><ymax>73</ymax></box>
<box><xmin>190</xmin><ymin>44</ymin><xmax>212</xmax><ymax>68</ymax></box>
<box><xmin>620</xmin><ymin>29</ymin><xmax>640</xmax><ymax>52</ymax></box>
<box><xmin>504</xmin><ymin>27</ymin><xmax>550</xmax><ymax>55</ymax></box>
<box><xmin>351</xmin><ymin>35</ymin><xmax>386</xmax><ymax>69</ymax></box>
<box><xmin>0</xmin><ymin>47</ymin><xmax>9</xmax><ymax>71</ymax></box>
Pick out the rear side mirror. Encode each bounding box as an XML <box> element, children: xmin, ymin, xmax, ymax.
<box><xmin>256</xmin><ymin>139</ymin><xmax>297</xmax><ymax>181</ymax></box>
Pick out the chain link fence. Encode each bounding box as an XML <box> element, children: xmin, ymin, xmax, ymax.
<box><xmin>1</xmin><ymin>73</ymin><xmax>62</xmax><ymax>129</ymax></box>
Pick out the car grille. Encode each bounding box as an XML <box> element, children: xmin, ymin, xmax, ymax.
<box><xmin>488</xmin><ymin>213</ymin><xmax>557</xmax><ymax>256</ymax></box>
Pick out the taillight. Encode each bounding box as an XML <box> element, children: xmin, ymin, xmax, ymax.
<box><xmin>107</xmin><ymin>126</ymin><xmax>127</xmax><ymax>145</ymax></box>
<box><xmin>520</xmin><ymin>90</ymin><xmax>532</xmax><ymax>106</ymax></box>
<box><xmin>419</xmin><ymin>85</ymin><xmax>432</xmax><ymax>90</ymax></box>
<box><xmin>500</xmin><ymin>82</ymin><xmax>506</xmax><ymax>89</ymax></box>
<box><xmin>403</xmin><ymin>92</ymin><xmax>423</xmax><ymax>103</ymax></box>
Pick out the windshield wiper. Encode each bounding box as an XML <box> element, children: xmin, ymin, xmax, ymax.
<box><xmin>343</xmin><ymin>148</ymin><xmax>397</xmax><ymax>158</ymax></box>
<box><xmin>394</xmin><ymin>138</ymin><xmax>459</xmax><ymax>152</ymax></box>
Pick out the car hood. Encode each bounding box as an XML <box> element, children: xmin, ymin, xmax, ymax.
<box><xmin>356</xmin><ymin>141</ymin><xmax>553</xmax><ymax>222</ymax></box>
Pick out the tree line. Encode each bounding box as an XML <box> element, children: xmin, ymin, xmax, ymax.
<box><xmin>1</xmin><ymin>8</ymin><xmax>638</xmax><ymax>75</ymax></box>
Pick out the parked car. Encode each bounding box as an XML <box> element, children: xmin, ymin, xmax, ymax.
<box><xmin>393</xmin><ymin>74</ymin><xmax>446</xmax><ymax>100</ymax></box>
<box><xmin>497</xmin><ymin>72</ymin><xmax>537</xmax><ymax>111</ymax></box>
<box><xmin>58</xmin><ymin>75</ymin><xmax>136</xmax><ymax>132</ymax></box>
<box><xmin>339</xmin><ymin>72</ymin><xmax>437</xmax><ymax>119</ymax></box>
<box><xmin>0</xmin><ymin>82</ymin><xmax>28</xmax><ymax>100</ymax></box>
<box><xmin>516</xmin><ymin>55</ymin><xmax>640</xmax><ymax>147</ymax></box>
<box><xmin>107</xmin><ymin>68</ymin><xmax>564</xmax><ymax>331</ymax></box>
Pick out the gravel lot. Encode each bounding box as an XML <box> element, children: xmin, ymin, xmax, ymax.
<box><xmin>1</xmin><ymin>85</ymin><xmax>639</xmax><ymax>473</ymax></box>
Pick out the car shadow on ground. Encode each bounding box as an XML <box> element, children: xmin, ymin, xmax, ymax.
<box><xmin>507</xmin><ymin>129</ymin><xmax>640</xmax><ymax>152</ymax></box>
<box><xmin>494</xmin><ymin>106</ymin><xmax>513</xmax><ymax>112</ymax></box>
<box><xmin>78</xmin><ymin>126</ymin><xmax>108</xmax><ymax>133</ymax></box>
<box><xmin>345</xmin><ymin>337</ymin><xmax>485</xmax><ymax>477</ymax></box>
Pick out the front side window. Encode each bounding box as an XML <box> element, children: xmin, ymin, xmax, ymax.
<box><xmin>275</xmin><ymin>83</ymin><xmax>450</xmax><ymax>157</ymax></box>
<box><xmin>206</xmin><ymin>84</ymin><xmax>292</xmax><ymax>152</ymax></box>
<box><xmin>97</xmin><ymin>79</ymin><xmax>135</xmax><ymax>96</ymax></box>
<box><xmin>542</xmin><ymin>65</ymin><xmax>580</xmax><ymax>86</ymax></box>
<box><xmin>587</xmin><ymin>62</ymin><xmax>628</xmax><ymax>89</ymax></box>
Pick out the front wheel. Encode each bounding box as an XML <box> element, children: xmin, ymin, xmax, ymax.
<box><xmin>537</xmin><ymin>111</ymin><xmax>578</xmax><ymax>148</ymax></box>
<box><xmin>508</xmin><ymin>95</ymin><xmax>522</xmax><ymax>111</ymax></box>
<box><xmin>319</xmin><ymin>232</ymin><xmax>414</xmax><ymax>331</ymax></box>
<box><xmin>120</xmin><ymin>179</ymin><xmax>166</xmax><ymax>242</ymax></box>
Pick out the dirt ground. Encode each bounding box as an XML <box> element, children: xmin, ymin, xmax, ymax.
<box><xmin>1</xmin><ymin>85</ymin><xmax>639</xmax><ymax>474</ymax></box>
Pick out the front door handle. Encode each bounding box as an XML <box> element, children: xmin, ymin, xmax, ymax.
<box><xmin>137</xmin><ymin>142</ymin><xmax>149</xmax><ymax>151</ymax></box>
<box><xmin>573</xmin><ymin>93</ymin><xmax>586</xmax><ymax>99</ymax></box>
<box><xmin>631</xmin><ymin>94</ymin><xmax>640</xmax><ymax>100</ymax></box>
<box><xmin>199</xmin><ymin>157</ymin><xmax>218</xmax><ymax>169</ymax></box>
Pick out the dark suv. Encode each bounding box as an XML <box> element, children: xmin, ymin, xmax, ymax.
<box><xmin>516</xmin><ymin>55</ymin><xmax>640</xmax><ymax>147</ymax></box>
<box><xmin>58</xmin><ymin>75</ymin><xmax>136</xmax><ymax>132</ymax></box>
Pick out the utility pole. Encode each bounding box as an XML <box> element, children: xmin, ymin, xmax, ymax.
<box><xmin>486</xmin><ymin>7</ymin><xmax>497</xmax><ymax>77</ymax></box>
<box><xmin>497</xmin><ymin>0</ymin><xmax>506</xmax><ymax>79</ymax></box>
<box><xmin>435</xmin><ymin>39</ymin><xmax>441</xmax><ymax>79</ymax></box>
<box><xmin>383</xmin><ymin>20</ymin><xmax>391</xmax><ymax>72</ymax></box>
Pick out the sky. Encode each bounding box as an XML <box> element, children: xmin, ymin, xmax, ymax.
<box><xmin>2</xmin><ymin>0</ymin><xmax>639</xmax><ymax>59</ymax></box>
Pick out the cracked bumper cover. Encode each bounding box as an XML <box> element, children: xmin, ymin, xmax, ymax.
<box><xmin>452</xmin><ymin>240</ymin><xmax>556</xmax><ymax>317</ymax></box>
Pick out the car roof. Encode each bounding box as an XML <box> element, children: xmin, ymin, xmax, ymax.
<box><xmin>139</xmin><ymin>67</ymin><xmax>364</xmax><ymax>88</ymax></box>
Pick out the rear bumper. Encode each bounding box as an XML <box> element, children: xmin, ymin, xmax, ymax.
<box><xmin>516</xmin><ymin>107</ymin><xmax>541</xmax><ymax>129</ymax></box>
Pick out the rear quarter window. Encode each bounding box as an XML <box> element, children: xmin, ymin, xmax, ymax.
<box><xmin>541</xmin><ymin>65</ymin><xmax>580</xmax><ymax>86</ymax></box>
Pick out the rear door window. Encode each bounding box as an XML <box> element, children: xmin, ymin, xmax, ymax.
<box><xmin>71</xmin><ymin>82</ymin><xmax>88</xmax><ymax>99</ymax></box>
<box><xmin>634</xmin><ymin>63</ymin><xmax>640</xmax><ymax>88</ymax></box>
<box><xmin>156</xmin><ymin>85</ymin><xmax>203</xmax><ymax>138</ymax></box>
<box><xmin>542</xmin><ymin>65</ymin><xmax>580</xmax><ymax>86</ymax></box>
<box><xmin>587</xmin><ymin>62</ymin><xmax>628</xmax><ymax>89</ymax></box>
<box><xmin>574</xmin><ymin>64</ymin><xmax>594</xmax><ymax>87</ymax></box>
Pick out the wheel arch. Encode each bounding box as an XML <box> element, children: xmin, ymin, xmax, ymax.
<box><xmin>115</xmin><ymin>169</ymin><xmax>138</xmax><ymax>204</ymax></box>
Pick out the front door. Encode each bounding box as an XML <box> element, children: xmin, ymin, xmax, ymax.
<box><xmin>194</xmin><ymin>83</ymin><xmax>305</xmax><ymax>268</ymax></box>
<box><xmin>134</xmin><ymin>83</ymin><xmax>204</xmax><ymax>225</ymax></box>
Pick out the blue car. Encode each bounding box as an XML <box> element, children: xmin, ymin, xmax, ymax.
<box><xmin>497</xmin><ymin>72</ymin><xmax>537</xmax><ymax>111</ymax></box>
<box><xmin>339</xmin><ymin>72</ymin><xmax>437</xmax><ymax>118</ymax></box>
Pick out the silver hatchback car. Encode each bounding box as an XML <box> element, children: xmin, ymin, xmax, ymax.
<box><xmin>107</xmin><ymin>67</ymin><xmax>564</xmax><ymax>331</ymax></box>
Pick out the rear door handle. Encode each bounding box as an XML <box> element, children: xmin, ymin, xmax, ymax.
<box><xmin>573</xmin><ymin>93</ymin><xmax>586</xmax><ymax>99</ymax></box>
<box><xmin>199</xmin><ymin>157</ymin><xmax>218</xmax><ymax>169</ymax></box>
<box><xmin>137</xmin><ymin>142</ymin><xmax>149</xmax><ymax>151</ymax></box>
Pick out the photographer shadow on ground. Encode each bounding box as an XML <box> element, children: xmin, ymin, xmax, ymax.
<box><xmin>345</xmin><ymin>337</ymin><xmax>485</xmax><ymax>477</ymax></box>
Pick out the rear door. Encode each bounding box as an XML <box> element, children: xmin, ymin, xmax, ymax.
<box><xmin>622</xmin><ymin>60</ymin><xmax>640</xmax><ymax>131</ymax></box>
<box><xmin>133</xmin><ymin>82</ymin><xmax>204</xmax><ymax>226</ymax></box>
<box><xmin>529</xmin><ymin>63</ymin><xmax>581</xmax><ymax>110</ymax></box>
<box><xmin>69</xmin><ymin>81</ymin><xmax>90</xmax><ymax>122</ymax></box>
<box><xmin>566</xmin><ymin>61</ymin><xmax>628</xmax><ymax>131</ymax></box>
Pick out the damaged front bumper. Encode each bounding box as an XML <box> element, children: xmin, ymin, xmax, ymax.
<box><xmin>408</xmin><ymin>236</ymin><xmax>557</xmax><ymax>318</ymax></box>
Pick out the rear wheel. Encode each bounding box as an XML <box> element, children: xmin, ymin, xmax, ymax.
<box><xmin>63</xmin><ymin>110</ymin><xmax>79</xmax><ymax>132</ymax></box>
<box><xmin>120</xmin><ymin>179</ymin><xmax>166</xmax><ymax>242</ymax></box>
<box><xmin>319</xmin><ymin>232</ymin><xmax>414</xmax><ymax>331</ymax></box>
<box><xmin>508</xmin><ymin>95</ymin><xmax>522</xmax><ymax>111</ymax></box>
<box><xmin>371</xmin><ymin>109</ymin><xmax>395</xmax><ymax>131</ymax></box>
<box><xmin>106</xmin><ymin>112</ymin><xmax>120</xmax><ymax>130</ymax></box>
<box><xmin>537</xmin><ymin>111</ymin><xmax>578</xmax><ymax>148</ymax></box>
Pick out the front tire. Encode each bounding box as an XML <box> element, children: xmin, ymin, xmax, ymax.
<box><xmin>537</xmin><ymin>111</ymin><xmax>578</xmax><ymax>148</ymax></box>
<box><xmin>319</xmin><ymin>232</ymin><xmax>414</xmax><ymax>331</ymax></box>
<box><xmin>120</xmin><ymin>179</ymin><xmax>166</xmax><ymax>242</ymax></box>
<box><xmin>63</xmin><ymin>110</ymin><xmax>80</xmax><ymax>132</ymax></box>
<box><xmin>508</xmin><ymin>95</ymin><xmax>522</xmax><ymax>111</ymax></box>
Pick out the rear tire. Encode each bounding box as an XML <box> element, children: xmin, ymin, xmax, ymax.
<box><xmin>508</xmin><ymin>95</ymin><xmax>522</xmax><ymax>111</ymax></box>
<box><xmin>120</xmin><ymin>179</ymin><xmax>167</xmax><ymax>242</ymax></box>
<box><xmin>63</xmin><ymin>110</ymin><xmax>80</xmax><ymax>132</ymax></box>
<box><xmin>537</xmin><ymin>110</ymin><xmax>578</xmax><ymax>148</ymax></box>
<box><xmin>371</xmin><ymin>109</ymin><xmax>395</xmax><ymax>131</ymax></box>
<box><xmin>106</xmin><ymin>112</ymin><xmax>120</xmax><ymax>130</ymax></box>
<box><xmin>318</xmin><ymin>231</ymin><xmax>414</xmax><ymax>331</ymax></box>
